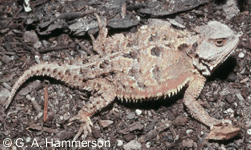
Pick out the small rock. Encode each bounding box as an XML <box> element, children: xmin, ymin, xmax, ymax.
<box><xmin>223</xmin><ymin>0</ymin><xmax>239</xmax><ymax>20</ymax></box>
<box><xmin>42</xmin><ymin>55</ymin><xmax>50</xmax><ymax>61</ymax></box>
<box><xmin>238</xmin><ymin>52</ymin><xmax>245</xmax><ymax>58</ymax></box>
<box><xmin>247</xmin><ymin>129</ymin><xmax>251</xmax><ymax>135</ymax></box>
<box><xmin>42</xmin><ymin>40</ymin><xmax>49</xmax><ymax>48</ymax></box>
<box><xmin>224</xmin><ymin>108</ymin><xmax>234</xmax><ymax>117</ymax></box>
<box><xmin>227</xmin><ymin>73</ymin><xmax>237</xmax><ymax>82</ymax></box>
<box><xmin>123</xmin><ymin>140</ymin><xmax>141</xmax><ymax>150</ymax></box>
<box><xmin>92</xmin><ymin>129</ymin><xmax>101</xmax><ymax>139</ymax></box>
<box><xmin>128</xmin><ymin>122</ymin><xmax>144</xmax><ymax>132</ymax></box>
<box><xmin>236</xmin><ymin>93</ymin><xmax>245</xmax><ymax>101</ymax></box>
<box><xmin>117</xmin><ymin>140</ymin><xmax>123</xmax><ymax>147</ymax></box>
<box><xmin>135</xmin><ymin>109</ymin><xmax>142</xmax><ymax>116</ymax></box>
<box><xmin>172</xmin><ymin>116</ymin><xmax>188</xmax><ymax>126</ymax></box>
<box><xmin>2</xmin><ymin>82</ymin><xmax>11</xmax><ymax>90</ymax></box>
<box><xmin>201</xmin><ymin>131</ymin><xmax>204</xmax><ymax>136</ymax></box>
<box><xmin>123</xmin><ymin>134</ymin><xmax>135</xmax><ymax>142</ymax></box>
<box><xmin>33</xmin><ymin>41</ymin><xmax>42</xmax><ymax>49</ymax></box>
<box><xmin>1</xmin><ymin>55</ymin><xmax>12</xmax><ymax>64</ymax></box>
<box><xmin>26</xmin><ymin>137</ymin><xmax>31</xmax><ymax>142</ymax></box>
<box><xmin>23</xmin><ymin>0</ymin><xmax>32</xmax><ymax>12</ymax></box>
<box><xmin>182</xmin><ymin>139</ymin><xmax>194</xmax><ymax>148</ymax></box>
<box><xmin>225</xmin><ymin>95</ymin><xmax>234</xmax><ymax>103</ymax></box>
<box><xmin>26</xmin><ymin>18</ymin><xmax>34</xmax><ymax>25</ymax></box>
<box><xmin>145</xmin><ymin>142</ymin><xmax>151</xmax><ymax>148</ymax></box>
<box><xmin>0</xmin><ymin>89</ymin><xmax>10</xmax><ymax>98</ymax></box>
<box><xmin>127</xmin><ymin>111</ymin><xmax>136</xmax><ymax>120</ymax></box>
<box><xmin>99</xmin><ymin>120</ymin><xmax>114</xmax><ymax>128</ymax></box>
<box><xmin>63</xmin><ymin>112</ymin><xmax>70</xmax><ymax>120</ymax></box>
<box><xmin>224</xmin><ymin>108</ymin><xmax>234</xmax><ymax>114</ymax></box>
<box><xmin>168</xmin><ymin>19</ymin><xmax>185</xmax><ymax>28</ymax></box>
<box><xmin>186</xmin><ymin>129</ymin><xmax>193</xmax><ymax>134</ymax></box>
<box><xmin>24</xmin><ymin>31</ymin><xmax>39</xmax><ymax>43</ymax></box>
<box><xmin>35</xmin><ymin>55</ymin><xmax>41</xmax><ymax>64</ymax></box>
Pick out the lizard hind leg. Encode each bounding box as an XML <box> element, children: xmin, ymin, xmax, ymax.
<box><xmin>69</xmin><ymin>81</ymin><xmax>116</xmax><ymax>140</ymax></box>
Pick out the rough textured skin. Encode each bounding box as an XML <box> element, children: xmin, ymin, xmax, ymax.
<box><xmin>4</xmin><ymin>15</ymin><xmax>239</xmax><ymax>140</ymax></box>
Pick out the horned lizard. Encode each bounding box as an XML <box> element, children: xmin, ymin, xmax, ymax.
<box><xmin>4</xmin><ymin>15</ymin><xmax>240</xmax><ymax>140</ymax></box>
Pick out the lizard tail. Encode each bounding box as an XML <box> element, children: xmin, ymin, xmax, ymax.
<box><xmin>4</xmin><ymin>63</ymin><xmax>81</xmax><ymax>109</ymax></box>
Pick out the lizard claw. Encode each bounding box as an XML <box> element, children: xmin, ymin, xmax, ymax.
<box><xmin>70</xmin><ymin>114</ymin><xmax>93</xmax><ymax>140</ymax></box>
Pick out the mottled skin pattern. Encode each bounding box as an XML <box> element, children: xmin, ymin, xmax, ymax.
<box><xmin>4</xmin><ymin>16</ymin><xmax>239</xmax><ymax>140</ymax></box>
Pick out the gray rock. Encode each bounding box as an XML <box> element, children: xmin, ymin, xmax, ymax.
<box><xmin>123</xmin><ymin>140</ymin><xmax>141</xmax><ymax>150</ymax></box>
<box><xmin>223</xmin><ymin>0</ymin><xmax>239</xmax><ymax>20</ymax></box>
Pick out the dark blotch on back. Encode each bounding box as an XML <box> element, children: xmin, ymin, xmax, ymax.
<box><xmin>137</xmin><ymin>81</ymin><xmax>146</xmax><ymax>89</ymax></box>
<box><xmin>178</xmin><ymin>43</ymin><xmax>189</xmax><ymax>51</ymax></box>
<box><xmin>100</xmin><ymin>60</ymin><xmax>109</xmax><ymax>68</ymax></box>
<box><xmin>80</xmin><ymin>68</ymin><xmax>87</xmax><ymax>75</ymax></box>
<box><xmin>150</xmin><ymin>46</ymin><xmax>161</xmax><ymax>57</ymax></box>
<box><xmin>124</xmin><ymin>51</ymin><xmax>138</xmax><ymax>59</ymax></box>
<box><xmin>65</xmin><ymin>69</ymin><xmax>71</xmax><ymax>76</ymax></box>
<box><xmin>128</xmin><ymin>68</ymin><xmax>139</xmax><ymax>79</ymax></box>
<box><xmin>126</xmin><ymin>40</ymin><xmax>137</xmax><ymax>47</ymax></box>
<box><xmin>152</xmin><ymin>65</ymin><xmax>161</xmax><ymax>82</ymax></box>
<box><xmin>148</xmin><ymin>34</ymin><xmax>158</xmax><ymax>42</ymax></box>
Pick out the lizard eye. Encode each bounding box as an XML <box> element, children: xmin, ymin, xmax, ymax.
<box><xmin>214</xmin><ymin>39</ymin><xmax>225</xmax><ymax>47</ymax></box>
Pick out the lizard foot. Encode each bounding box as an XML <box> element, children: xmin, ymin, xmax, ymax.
<box><xmin>207</xmin><ymin>121</ymin><xmax>240</xmax><ymax>140</ymax></box>
<box><xmin>69</xmin><ymin>113</ymin><xmax>93</xmax><ymax>140</ymax></box>
<box><xmin>208</xmin><ymin>119</ymin><xmax>232</xmax><ymax>130</ymax></box>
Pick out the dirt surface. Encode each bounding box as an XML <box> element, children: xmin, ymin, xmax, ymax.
<box><xmin>0</xmin><ymin>0</ymin><xmax>251</xmax><ymax>149</ymax></box>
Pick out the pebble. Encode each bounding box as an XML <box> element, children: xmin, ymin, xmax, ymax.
<box><xmin>236</xmin><ymin>93</ymin><xmax>245</xmax><ymax>101</ymax></box>
<box><xmin>117</xmin><ymin>140</ymin><xmax>123</xmax><ymax>147</ymax></box>
<box><xmin>135</xmin><ymin>109</ymin><xmax>142</xmax><ymax>116</ymax></box>
<box><xmin>42</xmin><ymin>40</ymin><xmax>49</xmax><ymax>47</ymax></box>
<box><xmin>222</xmin><ymin>0</ymin><xmax>239</xmax><ymax>20</ymax></box>
<box><xmin>225</xmin><ymin>95</ymin><xmax>234</xmax><ymax>103</ymax></box>
<box><xmin>35</xmin><ymin>55</ymin><xmax>41</xmax><ymax>64</ymax></box>
<box><xmin>1</xmin><ymin>55</ymin><xmax>12</xmax><ymax>64</ymax></box>
<box><xmin>238</xmin><ymin>52</ymin><xmax>245</xmax><ymax>58</ymax></box>
<box><xmin>224</xmin><ymin>108</ymin><xmax>234</xmax><ymax>114</ymax></box>
<box><xmin>24</xmin><ymin>31</ymin><xmax>39</xmax><ymax>43</ymax></box>
<box><xmin>168</xmin><ymin>19</ymin><xmax>185</xmax><ymax>28</ymax></box>
<box><xmin>182</xmin><ymin>139</ymin><xmax>194</xmax><ymax>148</ymax></box>
<box><xmin>127</xmin><ymin>111</ymin><xmax>136</xmax><ymax>120</ymax></box>
<box><xmin>146</xmin><ymin>142</ymin><xmax>151</xmax><ymax>148</ymax></box>
<box><xmin>42</xmin><ymin>55</ymin><xmax>50</xmax><ymax>61</ymax></box>
<box><xmin>26</xmin><ymin>137</ymin><xmax>31</xmax><ymax>142</ymax></box>
<box><xmin>2</xmin><ymin>82</ymin><xmax>11</xmax><ymax>90</ymax></box>
<box><xmin>123</xmin><ymin>134</ymin><xmax>135</xmax><ymax>142</ymax></box>
<box><xmin>186</xmin><ymin>129</ymin><xmax>193</xmax><ymax>134</ymax></box>
<box><xmin>0</xmin><ymin>89</ymin><xmax>10</xmax><ymax>98</ymax></box>
<box><xmin>33</xmin><ymin>41</ymin><xmax>42</xmax><ymax>49</ymax></box>
<box><xmin>227</xmin><ymin>72</ymin><xmax>237</xmax><ymax>82</ymax></box>
<box><xmin>201</xmin><ymin>131</ymin><xmax>204</xmax><ymax>136</ymax></box>
<box><xmin>99</xmin><ymin>120</ymin><xmax>114</xmax><ymax>128</ymax></box>
<box><xmin>247</xmin><ymin>129</ymin><xmax>251</xmax><ymax>135</ymax></box>
<box><xmin>123</xmin><ymin>140</ymin><xmax>141</xmax><ymax>150</ymax></box>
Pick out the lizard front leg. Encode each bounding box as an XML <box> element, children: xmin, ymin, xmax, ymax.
<box><xmin>184</xmin><ymin>74</ymin><xmax>222</xmax><ymax>129</ymax></box>
<box><xmin>70</xmin><ymin>80</ymin><xmax>116</xmax><ymax>140</ymax></box>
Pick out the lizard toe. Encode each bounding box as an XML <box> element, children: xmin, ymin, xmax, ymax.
<box><xmin>70</xmin><ymin>113</ymin><xmax>93</xmax><ymax>140</ymax></box>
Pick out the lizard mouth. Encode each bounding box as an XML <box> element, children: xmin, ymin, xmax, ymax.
<box><xmin>201</xmin><ymin>37</ymin><xmax>239</xmax><ymax>72</ymax></box>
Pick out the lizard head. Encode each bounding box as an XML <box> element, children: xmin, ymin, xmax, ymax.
<box><xmin>193</xmin><ymin>21</ymin><xmax>239</xmax><ymax>76</ymax></box>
